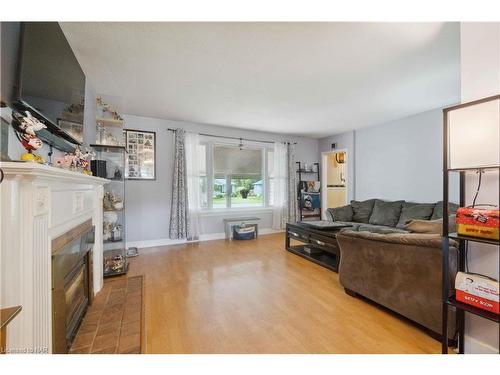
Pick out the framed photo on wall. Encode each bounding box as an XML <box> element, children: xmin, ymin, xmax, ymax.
<box><xmin>125</xmin><ymin>129</ymin><xmax>156</xmax><ymax>180</ymax></box>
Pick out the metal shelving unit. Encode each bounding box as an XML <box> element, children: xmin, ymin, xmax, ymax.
<box><xmin>90</xmin><ymin>143</ymin><xmax>129</xmax><ymax>277</ymax></box>
<box><xmin>441</xmin><ymin>96</ymin><xmax>500</xmax><ymax>354</ymax></box>
<box><xmin>296</xmin><ymin>162</ymin><xmax>321</xmax><ymax>221</ymax></box>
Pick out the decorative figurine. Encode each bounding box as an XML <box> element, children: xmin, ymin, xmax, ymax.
<box><xmin>11</xmin><ymin>110</ymin><xmax>47</xmax><ymax>163</ymax></box>
<box><xmin>103</xmin><ymin>191</ymin><xmax>124</xmax><ymax>211</ymax></box>
<box><xmin>112</xmin><ymin>224</ymin><xmax>122</xmax><ymax>242</ymax></box>
<box><xmin>103</xmin><ymin>222</ymin><xmax>113</xmax><ymax>241</ymax></box>
<box><xmin>54</xmin><ymin>145</ymin><xmax>95</xmax><ymax>174</ymax></box>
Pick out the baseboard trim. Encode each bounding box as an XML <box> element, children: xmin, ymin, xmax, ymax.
<box><xmin>464</xmin><ymin>335</ymin><xmax>499</xmax><ymax>354</ymax></box>
<box><xmin>127</xmin><ymin>228</ymin><xmax>284</xmax><ymax>250</ymax></box>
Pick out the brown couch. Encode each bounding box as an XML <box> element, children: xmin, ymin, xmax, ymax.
<box><xmin>337</xmin><ymin>230</ymin><xmax>458</xmax><ymax>339</ymax></box>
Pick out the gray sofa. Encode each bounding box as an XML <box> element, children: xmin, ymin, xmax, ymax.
<box><xmin>326</xmin><ymin>199</ymin><xmax>458</xmax><ymax>233</ymax></box>
<box><xmin>327</xmin><ymin>199</ymin><xmax>459</xmax><ymax>341</ymax></box>
<box><xmin>337</xmin><ymin>230</ymin><xmax>458</xmax><ymax>340</ymax></box>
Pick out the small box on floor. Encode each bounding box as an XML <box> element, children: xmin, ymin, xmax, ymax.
<box><xmin>455</xmin><ymin>272</ymin><xmax>499</xmax><ymax>314</ymax></box>
<box><xmin>232</xmin><ymin>225</ymin><xmax>256</xmax><ymax>240</ymax></box>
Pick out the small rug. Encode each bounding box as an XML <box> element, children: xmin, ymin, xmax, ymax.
<box><xmin>69</xmin><ymin>275</ymin><xmax>144</xmax><ymax>354</ymax></box>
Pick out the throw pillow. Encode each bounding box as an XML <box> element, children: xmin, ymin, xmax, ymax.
<box><xmin>368</xmin><ymin>200</ymin><xmax>404</xmax><ymax>227</ymax></box>
<box><xmin>350</xmin><ymin>199</ymin><xmax>376</xmax><ymax>223</ymax></box>
<box><xmin>326</xmin><ymin>205</ymin><xmax>353</xmax><ymax>222</ymax></box>
<box><xmin>396</xmin><ymin>202</ymin><xmax>436</xmax><ymax>228</ymax></box>
<box><xmin>404</xmin><ymin>215</ymin><xmax>456</xmax><ymax>234</ymax></box>
<box><xmin>431</xmin><ymin>201</ymin><xmax>459</xmax><ymax>220</ymax></box>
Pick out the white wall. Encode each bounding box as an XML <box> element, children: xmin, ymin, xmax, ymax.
<box><xmin>460</xmin><ymin>22</ymin><xmax>500</xmax><ymax>354</ymax></box>
<box><xmin>318</xmin><ymin>108</ymin><xmax>460</xmax><ymax>205</ymax></box>
<box><xmin>123</xmin><ymin>114</ymin><xmax>319</xmax><ymax>245</ymax></box>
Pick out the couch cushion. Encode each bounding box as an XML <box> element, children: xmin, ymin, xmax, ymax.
<box><xmin>356</xmin><ymin>224</ymin><xmax>409</xmax><ymax>234</ymax></box>
<box><xmin>396</xmin><ymin>202</ymin><xmax>435</xmax><ymax>228</ymax></box>
<box><xmin>326</xmin><ymin>205</ymin><xmax>353</xmax><ymax>222</ymax></box>
<box><xmin>404</xmin><ymin>215</ymin><xmax>456</xmax><ymax>234</ymax></box>
<box><xmin>350</xmin><ymin>199</ymin><xmax>376</xmax><ymax>223</ymax></box>
<box><xmin>368</xmin><ymin>200</ymin><xmax>404</xmax><ymax>227</ymax></box>
<box><xmin>431</xmin><ymin>201</ymin><xmax>459</xmax><ymax>220</ymax></box>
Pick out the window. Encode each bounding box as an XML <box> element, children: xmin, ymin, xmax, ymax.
<box><xmin>198</xmin><ymin>144</ymin><xmax>208</xmax><ymax>208</ymax></box>
<box><xmin>267</xmin><ymin>149</ymin><xmax>274</xmax><ymax>206</ymax></box>
<box><xmin>198</xmin><ymin>139</ymin><xmax>274</xmax><ymax>210</ymax></box>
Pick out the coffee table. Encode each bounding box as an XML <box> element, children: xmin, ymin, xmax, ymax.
<box><xmin>285</xmin><ymin>222</ymin><xmax>352</xmax><ymax>272</ymax></box>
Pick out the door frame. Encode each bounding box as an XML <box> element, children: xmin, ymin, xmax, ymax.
<box><xmin>321</xmin><ymin>149</ymin><xmax>348</xmax><ymax>220</ymax></box>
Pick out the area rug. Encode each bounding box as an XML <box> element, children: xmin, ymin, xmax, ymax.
<box><xmin>69</xmin><ymin>275</ymin><xmax>144</xmax><ymax>354</ymax></box>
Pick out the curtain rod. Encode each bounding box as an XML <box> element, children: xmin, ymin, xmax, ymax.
<box><xmin>167</xmin><ymin>128</ymin><xmax>296</xmax><ymax>144</ymax></box>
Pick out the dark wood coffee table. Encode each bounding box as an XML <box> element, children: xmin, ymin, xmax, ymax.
<box><xmin>285</xmin><ymin>222</ymin><xmax>352</xmax><ymax>272</ymax></box>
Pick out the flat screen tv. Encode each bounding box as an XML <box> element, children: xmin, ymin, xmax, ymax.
<box><xmin>16</xmin><ymin>22</ymin><xmax>85</xmax><ymax>150</ymax></box>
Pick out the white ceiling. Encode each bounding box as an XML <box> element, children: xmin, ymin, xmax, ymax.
<box><xmin>60</xmin><ymin>22</ymin><xmax>460</xmax><ymax>138</ymax></box>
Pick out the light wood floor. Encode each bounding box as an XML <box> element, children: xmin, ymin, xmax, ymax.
<box><xmin>123</xmin><ymin>233</ymin><xmax>443</xmax><ymax>353</ymax></box>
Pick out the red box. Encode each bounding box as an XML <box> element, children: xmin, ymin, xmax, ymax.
<box><xmin>456</xmin><ymin>207</ymin><xmax>499</xmax><ymax>240</ymax></box>
<box><xmin>455</xmin><ymin>272</ymin><xmax>499</xmax><ymax>314</ymax></box>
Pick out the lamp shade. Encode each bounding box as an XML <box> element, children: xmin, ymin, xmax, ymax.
<box><xmin>448</xmin><ymin>96</ymin><xmax>500</xmax><ymax>169</ymax></box>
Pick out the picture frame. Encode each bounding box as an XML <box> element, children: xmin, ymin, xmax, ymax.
<box><xmin>125</xmin><ymin>129</ymin><xmax>156</xmax><ymax>180</ymax></box>
<box><xmin>57</xmin><ymin>118</ymin><xmax>84</xmax><ymax>144</ymax></box>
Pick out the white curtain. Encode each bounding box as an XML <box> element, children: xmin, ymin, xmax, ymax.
<box><xmin>272</xmin><ymin>142</ymin><xmax>288</xmax><ymax>230</ymax></box>
<box><xmin>185</xmin><ymin>132</ymin><xmax>201</xmax><ymax>240</ymax></box>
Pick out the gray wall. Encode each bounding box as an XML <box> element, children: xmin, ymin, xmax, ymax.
<box><xmin>355</xmin><ymin>108</ymin><xmax>459</xmax><ymax>202</ymax></box>
<box><xmin>123</xmin><ymin>114</ymin><xmax>319</xmax><ymax>243</ymax></box>
<box><xmin>318</xmin><ymin>108</ymin><xmax>459</xmax><ymax>204</ymax></box>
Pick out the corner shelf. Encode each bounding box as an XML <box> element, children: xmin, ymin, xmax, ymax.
<box><xmin>446</xmin><ymin>297</ymin><xmax>499</xmax><ymax>323</ymax></box>
<box><xmin>91</xmin><ymin>139</ymin><xmax>128</xmax><ymax>278</ymax></box>
<box><xmin>296</xmin><ymin>162</ymin><xmax>321</xmax><ymax>221</ymax></box>
<box><xmin>446</xmin><ymin>166</ymin><xmax>499</xmax><ymax>172</ymax></box>
<box><xmin>96</xmin><ymin>117</ymin><xmax>124</xmax><ymax>127</ymax></box>
<box><xmin>448</xmin><ymin>232</ymin><xmax>500</xmax><ymax>246</ymax></box>
<box><xmin>441</xmin><ymin>96</ymin><xmax>500</xmax><ymax>355</ymax></box>
<box><xmin>90</xmin><ymin>144</ymin><xmax>128</xmax><ymax>152</ymax></box>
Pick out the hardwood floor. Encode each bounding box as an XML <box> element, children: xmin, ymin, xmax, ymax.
<box><xmin>123</xmin><ymin>233</ymin><xmax>443</xmax><ymax>353</ymax></box>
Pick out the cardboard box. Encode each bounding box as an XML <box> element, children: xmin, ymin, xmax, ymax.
<box><xmin>455</xmin><ymin>272</ymin><xmax>499</xmax><ymax>314</ymax></box>
<box><xmin>456</xmin><ymin>207</ymin><xmax>499</xmax><ymax>240</ymax></box>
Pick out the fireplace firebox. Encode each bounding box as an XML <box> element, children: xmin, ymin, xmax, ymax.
<box><xmin>51</xmin><ymin>220</ymin><xmax>94</xmax><ymax>353</ymax></box>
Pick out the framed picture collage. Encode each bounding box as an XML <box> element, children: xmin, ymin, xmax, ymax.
<box><xmin>125</xmin><ymin>129</ymin><xmax>156</xmax><ymax>180</ymax></box>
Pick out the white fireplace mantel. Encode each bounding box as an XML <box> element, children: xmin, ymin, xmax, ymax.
<box><xmin>0</xmin><ymin>161</ymin><xmax>108</xmax><ymax>353</ymax></box>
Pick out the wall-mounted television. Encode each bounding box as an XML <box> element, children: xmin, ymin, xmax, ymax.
<box><xmin>15</xmin><ymin>22</ymin><xmax>85</xmax><ymax>151</ymax></box>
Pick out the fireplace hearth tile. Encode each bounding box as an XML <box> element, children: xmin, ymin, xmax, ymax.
<box><xmin>71</xmin><ymin>332</ymin><xmax>96</xmax><ymax>350</ymax></box>
<box><xmin>70</xmin><ymin>275</ymin><xmax>144</xmax><ymax>354</ymax></box>
<box><xmin>78</xmin><ymin>322</ymin><xmax>99</xmax><ymax>335</ymax></box>
<box><xmin>92</xmin><ymin>346</ymin><xmax>117</xmax><ymax>354</ymax></box>
<box><xmin>96</xmin><ymin>321</ymin><xmax>121</xmax><ymax>337</ymax></box>
<box><xmin>120</xmin><ymin>321</ymin><xmax>140</xmax><ymax>337</ymax></box>
<box><xmin>92</xmin><ymin>332</ymin><xmax>119</xmax><ymax>352</ymax></box>
<box><xmin>118</xmin><ymin>333</ymin><xmax>141</xmax><ymax>354</ymax></box>
<box><xmin>69</xmin><ymin>345</ymin><xmax>92</xmax><ymax>354</ymax></box>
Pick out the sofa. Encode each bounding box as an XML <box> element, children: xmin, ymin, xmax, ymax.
<box><xmin>327</xmin><ymin>199</ymin><xmax>459</xmax><ymax>339</ymax></box>
<box><xmin>326</xmin><ymin>199</ymin><xmax>458</xmax><ymax>234</ymax></box>
<box><xmin>337</xmin><ymin>230</ymin><xmax>458</xmax><ymax>339</ymax></box>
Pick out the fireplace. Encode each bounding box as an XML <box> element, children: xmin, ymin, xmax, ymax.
<box><xmin>52</xmin><ymin>220</ymin><xmax>94</xmax><ymax>353</ymax></box>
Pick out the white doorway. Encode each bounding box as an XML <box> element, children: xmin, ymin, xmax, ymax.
<box><xmin>321</xmin><ymin>150</ymin><xmax>348</xmax><ymax>219</ymax></box>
